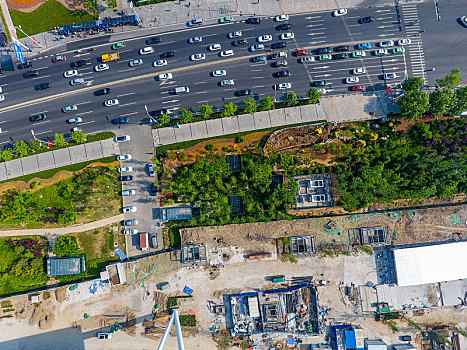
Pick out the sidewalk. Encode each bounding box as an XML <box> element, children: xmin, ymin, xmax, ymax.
<box><xmin>153</xmin><ymin>91</ymin><xmax>399</xmax><ymax>146</ymax></box>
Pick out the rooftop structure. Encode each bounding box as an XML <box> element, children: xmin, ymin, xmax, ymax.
<box><xmin>47</xmin><ymin>256</ymin><xmax>85</xmax><ymax>276</ymax></box>
<box><xmin>181</xmin><ymin>244</ymin><xmax>207</xmax><ymax>264</ymax></box>
<box><xmin>105</xmin><ymin>262</ymin><xmax>127</xmax><ymax>286</ymax></box>
<box><xmin>364</xmin><ymin>339</ymin><xmax>387</xmax><ymax>350</ymax></box>
<box><xmin>293</xmin><ymin>174</ymin><xmax>335</xmax><ymax>209</ymax></box>
<box><xmin>289</xmin><ymin>235</ymin><xmax>316</xmax><ymax>255</ymax></box>
<box><xmin>393</xmin><ymin>241</ymin><xmax>467</xmax><ymax>286</ymax></box>
<box><xmin>356</xmin><ymin>226</ymin><xmax>388</xmax><ymax>246</ymax></box>
<box><xmin>229</xmin><ymin>285</ymin><xmax>319</xmax><ymax>336</ymax></box>
<box><xmin>226</xmin><ymin>154</ymin><xmax>242</xmax><ymax>172</ymax></box>
<box><xmin>230</xmin><ymin>195</ymin><xmax>244</xmax><ymax>214</ymax></box>
<box><xmin>331</xmin><ymin>325</ymin><xmax>364</xmax><ymax>350</ymax></box>
<box><xmin>392</xmin><ymin>345</ymin><xmax>416</xmax><ymax>350</ymax></box>
<box><xmin>159</xmin><ymin>206</ymin><xmax>192</xmax><ymax>222</ymax></box>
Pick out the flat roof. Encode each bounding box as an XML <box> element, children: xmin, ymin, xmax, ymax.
<box><xmin>394</xmin><ymin>241</ymin><xmax>467</xmax><ymax>287</ymax></box>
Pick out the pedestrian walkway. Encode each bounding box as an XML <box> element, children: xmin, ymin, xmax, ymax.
<box><xmin>153</xmin><ymin>91</ymin><xmax>398</xmax><ymax>146</ymax></box>
<box><xmin>0</xmin><ymin>0</ymin><xmax>16</xmax><ymax>40</ymax></box>
<box><xmin>0</xmin><ymin>139</ymin><xmax>120</xmax><ymax>182</ymax></box>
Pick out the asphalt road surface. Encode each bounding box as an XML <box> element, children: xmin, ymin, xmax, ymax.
<box><xmin>0</xmin><ymin>1</ymin><xmax>465</xmax><ymax>145</ymax></box>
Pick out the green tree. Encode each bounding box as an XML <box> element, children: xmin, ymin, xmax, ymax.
<box><xmin>53</xmin><ymin>236</ymin><xmax>82</xmax><ymax>257</ymax></box>
<box><xmin>199</xmin><ymin>104</ymin><xmax>213</xmax><ymax>119</ymax></box>
<box><xmin>71</xmin><ymin>131</ymin><xmax>86</xmax><ymax>144</ymax></box>
<box><xmin>260</xmin><ymin>96</ymin><xmax>274</xmax><ymax>111</ymax></box>
<box><xmin>436</xmin><ymin>68</ymin><xmax>462</xmax><ymax>89</ymax></box>
<box><xmin>180</xmin><ymin>108</ymin><xmax>194</xmax><ymax>123</ymax></box>
<box><xmin>308</xmin><ymin>88</ymin><xmax>322</xmax><ymax>104</ymax></box>
<box><xmin>428</xmin><ymin>88</ymin><xmax>455</xmax><ymax>116</ymax></box>
<box><xmin>402</xmin><ymin>77</ymin><xmax>424</xmax><ymax>92</ymax></box>
<box><xmin>28</xmin><ymin>139</ymin><xmax>42</xmax><ymax>152</ymax></box>
<box><xmin>159</xmin><ymin>114</ymin><xmax>171</xmax><ymax>125</ymax></box>
<box><xmin>54</xmin><ymin>133</ymin><xmax>68</xmax><ymax>147</ymax></box>
<box><xmin>14</xmin><ymin>140</ymin><xmax>30</xmax><ymax>158</ymax></box>
<box><xmin>450</xmin><ymin>86</ymin><xmax>467</xmax><ymax>116</ymax></box>
<box><xmin>285</xmin><ymin>92</ymin><xmax>298</xmax><ymax>106</ymax></box>
<box><xmin>242</xmin><ymin>98</ymin><xmax>257</xmax><ymax>115</ymax></box>
<box><xmin>397</xmin><ymin>90</ymin><xmax>429</xmax><ymax>119</ymax></box>
<box><xmin>0</xmin><ymin>149</ymin><xmax>14</xmax><ymax>162</ymax></box>
<box><xmin>222</xmin><ymin>102</ymin><xmax>237</xmax><ymax>117</ymax></box>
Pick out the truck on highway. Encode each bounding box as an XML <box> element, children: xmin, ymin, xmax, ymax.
<box><xmin>101</xmin><ymin>53</ymin><xmax>120</xmax><ymax>62</ymax></box>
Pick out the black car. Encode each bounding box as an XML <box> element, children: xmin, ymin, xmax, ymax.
<box><xmin>94</xmin><ymin>88</ymin><xmax>111</xmax><ymax>96</ymax></box>
<box><xmin>150</xmin><ymin>183</ymin><xmax>157</xmax><ymax>196</ymax></box>
<box><xmin>152</xmin><ymin>108</ymin><xmax>169</xmax><ymax>116</ymax></box>
<box><xmin>146</xmin><ymin>36</ymin><xmax>162</xmax><ymax>45</ymax></box>
<box><xmin>23</xmin><ymin>70</ymin><xmax>39</xmax><ymax>78</ymax></box>
<box><xmin>333</xmin><ymin>53</ymin><xmax>348</xmax><ymax>60</ymax></box>
<box><xmin>273</xmin><ymin>70</ymin><xmax>290</xmax><ymax>78</ymax></box>
<box><xmin>119</xmin><ymin>175</ymin><xmax>133</xmax><ymax>181</ymax></box>
<box><xmin>232</xmin><ymin>39</ymin><xmax>248</xmax><ymax>46</ymax></box>
<box><xmin>235</xmin><ymin>89</ymin><xmax>252</xmax><ymax>96</ymax></box>
<box><xmin>359</xmin><ymin>16</ymin><xmax>375</xmax><ymax>24</ymax></box>
<box><xmin>111</xmin><ymin>116</ymin><xmax>129</xmax><ymax>124</ymax></box>
<box><xmin>29</xmin><ymin>113</ymin><xmax>46</xmax><ymax>122</ymax></box>
<box><xmin>18</xmin><ymin>61</ymin><xmax>32</xmax><ymax>69</ymax></box>
<box><xmin>312</xmin><ymin>80</ymin><xmax>327</xmax><ymax>87</ymax></box>
<box><xmin>71</xmin><ymin>60</ymin><xmax>87</xmax><ymax>68</ymax></box>
<box><xmin>335</xmin><ymin>45</ymin><xmax>350</xmax><ymax>52</ymax></box>
<box><xmin>271</xmin><ymin>42</ymin><xmax>287</xmax><ymax>50</ymax></box>
<box><xmin>34</xmin><ymin>83</ymin><xmax>51</xmax><ymax>90</ymax></box>
<box><xmin>245</xmin><ymin>17</ymin><xmax>261</xmax><ymax>24</ymax></box>
<box><xmin>399</xmin><ymin>335</ymin><xmax>412</xmax><ymax>342</ymax></box>
<box><xmin>315</xmin><ymin>47</ymin><xmax>331</xmax><ymax>54</ymax></box>
<box><xmin>160</xmin><ymin>51</ymin><xmax>175</xmax><ymax>59</ymax></box>
<box><xmin>276</xmin><ymin>23</ymin><xmax>292</xmax><ymax>31</ymax></box>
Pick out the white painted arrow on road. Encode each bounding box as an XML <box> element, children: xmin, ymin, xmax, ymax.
<box><xmin>315</xmin><ymin>66</ymin><xmax>329</xmax><ymax>69</ymax></box>
<box><xmin>307</xmin><ymin>32</ymin><xmax>325</xmax><ymax>36</ymax></box>
<box><xmin>86</xmin><ymin>81</ymin><xmax>93</xmax><ymax>86</ymax></box>
<box><xmin>315</xmin><ymin>74</ymin><xmax>331</xmax><ymax>78</ymax></box>
<box><xmin>162</xmin><ymin>99</ymin><xmax>179</xmax><ymax>104</ymax></box>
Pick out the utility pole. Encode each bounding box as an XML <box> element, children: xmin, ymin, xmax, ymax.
<box><xmin>157</xmin><ymin>308</ymin><xmax>185</xmax><ymax>350</ymax></box>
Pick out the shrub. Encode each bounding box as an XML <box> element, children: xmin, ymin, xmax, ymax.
<box><xmin>179</xmin><ymin>314</ymin><xmax>196</xmax><ymax>327</ymax></box>
<box><xmin>282</xmin><ymin>237</ymin><xmax>291</xmax><ymax>246</ymax></box>
<box><xmin>167</xmin><ymin>297</ymin><xmax>178</xmax><ymax>309</ymax></box>
<box><xmin>359</xmin><ymin>246</ymin><xmax>374</xmax><ymax>255</ymax></box>
<box><xmin>386</xmin><ymin>320</ymin><xmax>399</xmax><ymax>333</ymax></box>
<box><xmin>2</xmin><ymin>308</ymin><xmax>15</xmax><ymax>313</ymax></box>
<box><xmin>53</xmin><ymin>236</ymin><xmax>82</xmax><ymax>257</ymax></box>
<box><xmin>43</xmin><ymin>291</ymin><xmax>51</xmax><ymax>300</ymax></box>
<box><xmin>205</xmin><ymin>144</ymin><xmax>214</xmax><ymax>152</ymax></box>
<box><xmin>1</xmin><ymin>300</ymin><xmax>12</xmax><ymax>308</ymax></box>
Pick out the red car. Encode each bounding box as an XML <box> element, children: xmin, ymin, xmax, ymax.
<box><xmin>52</xmin><ymin>55</ymin><xmax>66</xmax><ymax>63</ymax></box>
<box><xmin>352</xmin><ymin>84</ymin><xmax>365</xmax><ymax>91</ymax></box>
<box><xmin>296</xmin><ymin>49</ymin><xmax>308</xmax><ymax>56</ymax></box>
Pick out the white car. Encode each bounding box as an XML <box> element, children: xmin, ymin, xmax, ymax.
<box><xmin>346</xmin><ymin>77</ymin><xmax>359</xmax><ymax>84</ymax></box>
<box><xmin>461</xmin><ymin>16</ymin><xmax>467</xmax><ymax>27</ymax></box>
<box><xmin>397</xmin><ymin>38</ymin><xmax>411</xmax><ymax>46</ymax></box>
<box><xmin>228</xmin><ymin>31</ymin><xmax>242</xmax><ymax>39</ymax></box>
<box><xmin>123</xmin><ymin>229</ymin><xmax>138</xmax><ymax>235</ymax></box>
<box><xmin>352</xmin><ymin>67</ymin><xmax>366</xmax><ymax>74</ymax></box>
<box><xmin>274</xmin><ymin>83</ymin><xmax>291</xmax><ymax>90</ymax></box>
<box><xmin>220</xmin><ymin>79</ymin><xmax>235</xmax><ymax>87</ymax></box>
<box><xmin>190</xmin><ymin>53</ymin><xmax>206</xmax><ymax>61</ymax></box>
<box><xmin>94</xmin><ymin>63</ymin><xmax>109</xmax><ymax>72</ymax></box>
<box><xmin>250</xmin><ymin>44</ymin><xmax>264</xmax><ymax>52</ymax></box>
<box><xmin>383</xmin><ymin>73</ymin><xmax>397</xmax><ymax>79</ymax></box>
<box><xmin>212</xmin><ymin>70</ymin><xmax>227</xmax><ymax>77</ymax></box>
<box><xmin>378</xmin><ymin>40</ymin><xmax>394</xmax><ymax>47</ymax></box>
<box><xmin>300</xmin><ymin>57</ymin><xmax>315</xmax><ymax>63</ymax></box>
<box><xmin>97</xmin><ymin>333</ymin><xmax>112</xmax><ymax>340</ymax></box>
<box><xmin>71</xmin><ymin>126</ymin><xmax>82</xmax><ymax>132</ymax></box>
<box><xmin>114</xmin><ymin>135</ymin><xmax>131</xmax><ymax>142</ymax></box>
<box><xmin>280</xmin><ymin>33</ymin><xmax>295</xmax><ymax>40</ymax></box>
<box><xmin>70</xmin><ymin>78</ymin><xmax>84</xmax><ymax>86</ymax></box>
<box><xmin>208</xmin><ymin>44</ymin><xmax>221</xmax><ymax>51</ymax></box>
<box><xmin>64</xmin><ymin>70</ymin><xmax>78</xmax><ymax>78</ymax></box>
<box><xmin>333</xmin><ymin>8</ymin><xmax>347</xmax><ymax>17</ymax></box>
<box><xmin>0</xmin><ymin>95</ymin><xmax>4</xmax><ymax>102</ymax></box>
<box><xmin>153</xmin><ymin>59</ymin><xmax>167</xmax><ymax>67</ymax></box>
<box><xmin>118</xmin><ymin>166</ymin><xmax>133</xmax><ymax>173</ymax></box>
<box><xmin>129</xmin><ymin>59</ymin><xmax>143</xmax><ymax>67</ymax></box>
<box><xmin>257</xmin><ymin>35</ymin><xmax>273</xmax><ymax>43</ymax></box>
<box><xmin>117</xmin><ymin>154</ymin><xmax>132</xmax><ymax>161</ymax></box>
<box><xmin>105</xmin><ymin>99</ymin><xmax>119</xmax><ymax>107</ymax></box>
<box><xmin>158</xmin><ymin>72</ymin><xmax>173</xmax><ymax>81</ymax></box>
<box><xmin>188</xmin><ymin>36</ymin><xmax>203</xmax><ymax>44</ymax></box>
<box><xmin>219</xmin><ymin>50</ymin><xmax>234</xmax><ymax>57</ymax></box>
<box><xmin>68</xmin><ymin>117</ymin><xmax>82</xmax><ymax>123</ymax></box>
<box><xmin>122</xmin><ymin>206</ymin><xmax>137</xmax><ymax>213</ymax></box>
<box><xmin>275</xmin><ymin>14</ymin><xmax>289</xmax><ymax>22</ymax></box>
<box><xmin>139</xmin><ymin>47</ymin><xmax>154</xmax><ymax>55</ymax></box>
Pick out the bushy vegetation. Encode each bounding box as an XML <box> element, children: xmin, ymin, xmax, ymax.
<box><xmin>53</xmin><ymin>236</ymin><xmax>82</xmax><ymax>257</ymax></box>
<box><xmin>179</xmin><ymin>314</ymin><xmax>196</xmax><ymax>327</ymax></box>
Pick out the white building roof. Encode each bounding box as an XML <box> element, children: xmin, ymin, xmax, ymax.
<box><xmin>394</xmin><ymin>241</ymin><xmax>467</xmax><ymax>287</ymax></box>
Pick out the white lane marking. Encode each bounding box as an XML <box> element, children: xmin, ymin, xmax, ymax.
<box><xmin>0</xmin><ymin>120</ymin><xmax>6</xmax><ymax>124</ymax></box>
<box><xmin>0</xmin><ymin>140</ymin><xmax>9</xmax><ymax>144</ymax></box>
<box><xmin>252</xmin><ymin>85</ymin><xmax>265</xmax><ymax>88</ymax></box>
<box><xmin>77</xmin><ymin>100</ymin><xmax>92</xmax><ymax>105</ymax></box>
<box><xmin>34</xmin><ymin>129</ymin><xmax>52</xmax><ymax>136</ymax></box>
<box><xmin>120</xmin><ymin>112</ymin><xmax>138</xmax><ymax>116</ymax></box>
<box><xmin>31</xmin><ymin>110</ymin><xmax>48</xmax><ymax>115</ymax></box>
<box><xmin>194</xmin><ymin>81</ymin><xmax>207</xmax><ymax>84</ymax></box>
<box><xmin>223</xmin><ymin>88</ymin><xmax>236</xmax><ymax>91</ymax></box>
<box><xmin>80</xmin><ymin>72</ymin><xmax>94</xmax><ymax>76</ymax></box>
<box><xmin>80</xmin><ymin>120</ymin><xmax>95</xmax><ymax>126</ymax></box>
<box><xmin>33</xmin><ymin>75</ymin><xmax>50</xmax><ymax>79</ymax></box>
<box><xmin>251</xmin><ymin>76</ymin><xmax>265</xmax><ymax>79</ymax></box>
<box><xmin>307</xmin><ymin>32</ymin><xmax>325</xmax><ymax>36</ymax></box>
<box><xmin>197</xmin><ymin>100</ymin><xmax>209</xmax><ymax>104</ymax></box>
<box><xmin>195</xmin><ymin>91</ymin><xmax>207</xmax><ymax>94</ymax></box>
<box><xmin>119</xmin><ymin>102</ymin><xmax>137</xmax><ymax>107</ymax></box>
<box><xmin>118</xmin><ymin>68</ymin><xmax>136</xmax><ymax>73</ymax></box>
<box><xmin>34</xmin><ymin>120</ymin><xmax>50</xmax><ymax>125</ymax></box>
<box><xmin>162</xmin><ymin>99</ymin><xmax>179</xmax><ymax>104</ymax></box>
<box><xmin>76</xmin><ymin>110</ymin><xmax>94</xmax><ymax>116</ymax></box>
<box><xmin>117</xmin><ymin>92</ymin><xmax>136</xmax><ymax>97</ymax></box>
<box><xmin>251</xmin><ymin>69</ymin><xmax>263</xmax><ymax>72</ymax></box>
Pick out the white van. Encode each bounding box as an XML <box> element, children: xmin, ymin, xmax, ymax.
<box><xmin>174</xmin><ymin>86</ymin><xmax>190</xmax><ymax>94</ymax></box>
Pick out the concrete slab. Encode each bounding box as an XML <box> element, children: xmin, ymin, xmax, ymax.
<box><xmin>268</xmin><ymin>109</ymin><xmax>287</xmax><ymax>127</ymax></box>
<box><xmin>173</xmin><ymin>124</ymin><xmax>192</xmax><ymax>143</ymax></box>
<box><xmin>0</xmin><ymin>163</ymin><xmax>7</xmax><ymax>181</ymax></box>
<box><xmin>158</xmin><ymin>127</ymin><xmax>176</xmax><ymax>145</ymax></box>
<box><xmin>37</xmin><ymin>151</ymin><xmax>55</xmax><ymax>171</ymax></box>
<box><xmin>253</xmin><ymin>111</ymin><xmax>271</xmax><ymax>130</ymax></box>
<box><xmin>5</xmin><ymin>159</ymin><xmax>23</xmax><ymax>178</ymax></box>
<box><xmin>84</xmin><ymin>142</ymin><xmax>103</xmax><ymax>161</ymax></box>
<box><xmin>20</xmin><ymin>156</ymin><xmax>40</xmax><ymax>175</ymax></box>
<box><xmin>300</xmin><ymin>104</ymin><xmax>318</xmax><ymax>123</ymax></box>
<box><xmin>100</xmin><ymin>139</ymin><xmax>118</xmax><ymax>157</ymax></box>
<box><xmin>206</xmin><ymin>118</ymin><xmax>224</xmax><ymax>137</ymax></box>
<box><xmin>70</xmin><ymin>144</ymin><xmax>87</xmax><ymax>164</ymax></box>
<box><xmin>237</xmin><ymin>113</ymin><xmax>256</xmax><ymax>132</ymax></box>
<box><xmin>315</xmin><ymin>101</ymin><xmax>328</xmax><ymax>120</ymax></box>
<box><xmin>53</xmin><ymin>148</ymin><xmax>71</xmax><ymax>167</ymax></box>
<box><xmin>284</xmin><ymin>106</ymin><xmax>303</xmax><ymax>125</ymax></box>
<box><xmin>190</xmin><ymin>121</ymin><xmax>209</xmax><ymax>141</ymax></box>
<box><xmin>221</xmin><ymin>116</ymin><xmax>240</xmax><ymax>134</ymax></box>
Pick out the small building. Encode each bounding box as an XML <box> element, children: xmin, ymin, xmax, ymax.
<box><xmin>356</xmin><ymin>226</ymin><xmax>388</xmax><ymax>245</ymax></box>
<box><xmin>293</xmin><ymin>174</ymin><xmax>335</xmax><ymax>210</ymax></box>
<box><xmin>140</xmin><ymin>233</ymin><xmax>149</xmax><ymax>251</ymax></box>
<box><xmin>364</xmin><ymin>339</ymin><xmax>387</xmax><ymax>350</ymax></box>
<box><xmin>181</xmin><ymin>244</ymin><xmax>207</xmax><ymax>264</ymax></box>
<box><xmin>47</xmin><ymin>256</ymin><xmax>85</xmax><ymax>276</ymax></box>
<box><xmin>331</xmin><ymin>325</ymin><xmax>364</xmax><ymax>350</ymax></box>
<box><xmin>105</xmin><ymin>262</ymin><xmax>127</xmax><ymax>286</ymax></box>
<box><xmin>289</xmin><ymin>235</ymin><xmax>316</xmax><ymax>255</ymax></box>
<box><xmin>29</xmin><ymin>294</ymin><xmax>40</xmax><ymax>303</ymax></box>
<box><xmin>159</xmin><ymin>206</ymin><xmax>192</xmax><ymax>222</ymax></box>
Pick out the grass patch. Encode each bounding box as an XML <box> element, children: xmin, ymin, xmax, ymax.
<box><xmin>168</xmin><ymin>226</ymin><xmax>181</xmax><ymax>249</ymax></box>
<box><xmin>10</xmin><ymin>0</ymin><xmax>94</xmax><ymax>38</ymax></box>
<box><xmin>179</xmin><ymin>314</ymin><xmax>196</xmax><ymax>327</ymax></box>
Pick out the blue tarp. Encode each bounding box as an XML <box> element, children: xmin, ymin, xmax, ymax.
<box><xmin>345</xmin><ymin>330</ymin><xmax>356</xmax><ymax>349</ymax></box>
<box><xmin>114</xmin><ymin>248</ymin><xmax>127</xmax><ymax>261</ymax></box>
<box><xmin>101</xmin><ymin>15</ymin><xmax>138</xmax><ymax>26</ymax></box>
<box><xmin>287</xmin><ymin>339</ymin><xmax>298</xmax><ymax>345</ymax></box>
<box><xmin>183</xmin><ymin>286</ymin><xmax>193</xmax><ymax>296</ymax></box>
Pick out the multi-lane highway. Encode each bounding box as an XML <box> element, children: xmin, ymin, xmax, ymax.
<box><xmin>0</xmin><ymin>1</ymin><xmax>465</xmax><ymax>145</ymax></box>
